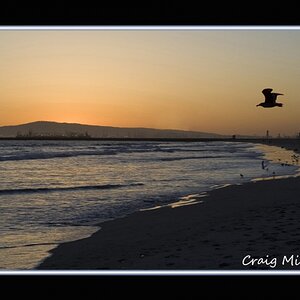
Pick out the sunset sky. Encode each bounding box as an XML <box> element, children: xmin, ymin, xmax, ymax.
<box><xmin>0</xmin><ymin>29</ymin><xmax>299</xmax><ymax>136</ymax></box>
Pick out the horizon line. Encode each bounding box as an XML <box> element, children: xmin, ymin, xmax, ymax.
<box><xmin>1</xmin><ymin>26</ymin><xmax>300</xmax><ymax>31</ymax></box>
<box><xmin>0</xmin><ymin>120</ymin><xmax>296</xmax><ymax>137</ymax></box>
<box><xmin>1</xmin><ymin>120</ymin><xmax>297</xmax><ymax>138</ymax></box>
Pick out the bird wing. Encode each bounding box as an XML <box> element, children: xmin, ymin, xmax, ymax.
<box><xmin>262</xmin><ymin>88</ymin><xmax>274</xmax><ymax>103</ymax></box>
<box><xmin>272</xmin><ymin>93</ymin><xmax>284</xmax><ymax>101</ymax></box>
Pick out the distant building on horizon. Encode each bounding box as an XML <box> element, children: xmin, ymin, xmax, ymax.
<box><xmin>266</xmin><ymin>130</ymin><xmax>270</xmax><ymax>139</ymax></box>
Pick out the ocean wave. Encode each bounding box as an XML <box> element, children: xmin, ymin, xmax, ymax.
<box><xmin>0</xmin><ymin>141</ymin><xmax>258</xmax><ymax>162</ymax></box>
<box><xmin>0</xmin><ymin>183</ymin><xmax>144</xmax><ymax>195</ymax></box>
<box><xmin>158</xmin><ymin>151</ymin><xmax>262</xmax><ymax>162</ymax></box>
<box><xmin>0</xmin><ymin>242</ymin><xmax>58</xmax><ymax>250</ymax></box>
<box><xmin>0</xmin><ymin>150</ymin><xmax>117</xmax><ymax>162</ymax></box>
<box><xmin>0</xmin><ymin>147</ymin><xmax>205</xmax><ymax>161</ymax></box>
<box><xmin>159</xmin><ymin>155</ymin><xmax>231</xmax><ymax>161</ymax></box>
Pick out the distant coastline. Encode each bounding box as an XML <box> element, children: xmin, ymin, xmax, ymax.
<box><xmin>0</xmin><ymin>121</ymin><xmax>226</xmax><ymax>139</ymax></box>
<box><xmin>0</xmin><ymin>136</ymin><xmax>299</xmax><ymax>150</ymax></box>
<box><xmin>0</xmin><ymin>137</ymin><xmax>242</xmax><ymax>141</ymax></box>
<box><xmin>1</xmin><ymin>121</ymin><xmax>299</xmax><ymax>143</ymax></box>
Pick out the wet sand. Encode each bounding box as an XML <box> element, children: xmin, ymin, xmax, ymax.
<box><xmin>38</xmin><ymin>174</ymin><xmax>300</xmax><ymax>270</ymax></box>
<box><xmin>255</xmin><ymin>138</ymin><xmax>300</xmax><ymax>153</ymax></box>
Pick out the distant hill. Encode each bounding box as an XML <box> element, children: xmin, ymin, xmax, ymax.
<box><xmin>0</xmin><ymin>121</ymin><xmax>228</xmax><ymax>139</ymax></box>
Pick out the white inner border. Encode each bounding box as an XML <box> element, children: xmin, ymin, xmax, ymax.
<box><xmin>1</xmin><ymin>270</ymin><xmax>300</xmax><ymax>275</ymax></box>
<box><xmin>1</xmin><ymin>26</ymin><xmax>300</xmax><ymax>30</ymax></box>
<box><xmin>1</xmin><ymin>25</ymin><xmax>299</xmax><ymax>275</ymax></box>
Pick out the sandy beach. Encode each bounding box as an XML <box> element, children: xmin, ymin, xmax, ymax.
<box><xmin>38</xmin><ymin>171</ymin><xmax>300</xmax><ymax>270</ymax></box>
<box><xmin>255</xmin><ymin>138</ymin><xmax>300</xmax><ymax>153</ymax></box>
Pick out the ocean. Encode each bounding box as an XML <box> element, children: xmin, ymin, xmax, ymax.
<box><xmin>0</xmin><ymin>140</ymin><xmax>298</xmax><ymax>270</ymax></box>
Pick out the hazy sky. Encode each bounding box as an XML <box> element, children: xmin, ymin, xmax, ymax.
<box><xmin>0</xmin><ymin>29</ymin><xmax>299</xmax><ymax>136</ymax></box>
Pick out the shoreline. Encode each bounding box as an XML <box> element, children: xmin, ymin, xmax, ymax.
<box><xmin>36</xmin><ymin>141</ymin><xmax>300</xmax><ymax>270</ymax></box>
<box><xmin>255</xmin><ymin>138</ymin><xmax>300</xmax><ymax>153</ymax></box>
<box><xmin>37</xmin><ymin>176</ymin><xmax>300</xmax><ymax>270</ymax></box>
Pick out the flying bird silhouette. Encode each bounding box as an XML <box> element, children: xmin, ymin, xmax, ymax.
<box><xmin>256</xmin><ymin>88</ymin><xmax>284</xmax><ymax>108</ymax></box>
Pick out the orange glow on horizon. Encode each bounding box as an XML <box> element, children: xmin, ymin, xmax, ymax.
<box><xmin>0</xmin><ymin>30</ymin><xmax>300</xmax><ymax>136</ymax></box>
